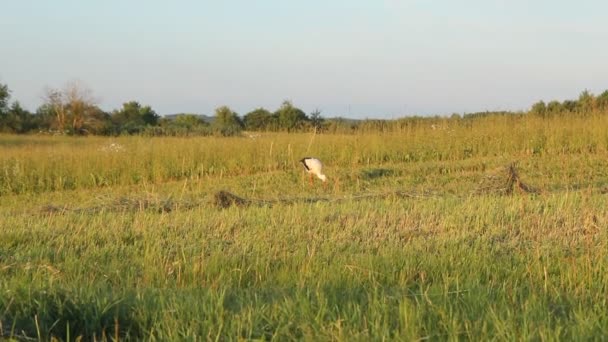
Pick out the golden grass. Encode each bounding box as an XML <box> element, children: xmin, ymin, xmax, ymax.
<box><xmin>1</xmin><ymin>113</ymin><xmax>608</xmax><ymax>340</ymax></box>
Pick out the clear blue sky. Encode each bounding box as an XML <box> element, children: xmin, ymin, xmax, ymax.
<box><xmin>1</xmin><ymin>0</ymin><xmax>607</xmax><ymax>118</ymax></box>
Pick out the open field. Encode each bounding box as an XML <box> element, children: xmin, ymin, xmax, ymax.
<box><xmin>1</xmin><ymin>115</ymin><xmax>608</xmax><ymax>340</ymax></box>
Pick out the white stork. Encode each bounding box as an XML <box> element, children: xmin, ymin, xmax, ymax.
<box><xmin>300</xmin><ymin>157</ymin><xmax>327</xmax><ymax>185</ymax></box>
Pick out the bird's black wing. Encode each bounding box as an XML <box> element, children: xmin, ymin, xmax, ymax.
<box><xmin>299</xmin><ymin>158</ymin><xmax>311</xmax><ymax>171</ymax></box>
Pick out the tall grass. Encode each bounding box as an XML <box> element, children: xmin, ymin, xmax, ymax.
<box><xmin>1</xmin><ymin>114</ymin><xmax>607</xmax><ymax>195</ymax></box>
<box><xmin>1</xmin><ymin>114</ymin><xmax>608</xmax><ymax>340</ymax></box>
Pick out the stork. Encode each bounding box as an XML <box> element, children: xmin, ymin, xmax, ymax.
<box><xmin>299</xmin><ymin>157</ymin><xmax>327</xmax><ymax>185</ymax></box>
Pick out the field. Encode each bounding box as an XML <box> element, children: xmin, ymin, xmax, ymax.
<box><xmin>1</xmin><ymin>115</ymin><xmax>608</xmax><ymax>340</ymax></box>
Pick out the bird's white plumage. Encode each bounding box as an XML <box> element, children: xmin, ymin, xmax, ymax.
<box><xmin>300</xmin><ymin>157</ymin><xmax>327</xmax><ymax>182</ymax></box>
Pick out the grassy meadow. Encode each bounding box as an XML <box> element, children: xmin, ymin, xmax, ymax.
<box><xmin>1</xmin><ymin>114</ymin><xmax>608</xmax><ymax>340</ymax></box>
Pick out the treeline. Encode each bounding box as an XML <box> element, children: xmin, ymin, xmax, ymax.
<box><xmin>1</xmin><ymin>81</ymin><xmax>608</xmax><ymax>136</ymax></box>
<box><xmin>0</xmin><ymin>82</ymin><xmax>326</xmax><ymax>136</ymax></box>
<box><xmin>529</xmin><ymin>90</ymin><xmax>608</xmax><ymax>117</ymax></box>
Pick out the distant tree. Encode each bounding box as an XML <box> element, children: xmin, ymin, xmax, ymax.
<box><xmin>562</xmin><ymin>100</ymin><xmax>578</xmax><ymax>113</ymax></box>
<box><xmin>0</xmin><ymin>83</ymin><xmax>9</xmax><ymax>114</ymax></box>
<box><xmin>43</xmin><ymin>81</ymin><xmax>104</xmax><ymax>134</ymax></box>
<box><xmin>1</xmin><ymin>83</ymin><xmax>56</xmax><ymax>134</ymax></box>
<box><xmin>44</xmin><ymin>88</ymin><xmax>67</xmax><ymax>131</ymax></box>
<box><xmin>546</xmin><ymin>100</ymin><xmax>563</xmax><ymax>115</ymax></box>
<box><xmin>111</xmin><ymin>101</ymin><xmax>159</xmax><ymax>134</ymax></box>
<box><xmin>64</xmin><ymin>82</ymin><xmax>88</xmax><ymax>132</ymax></box>
<box><xmin>0</xmin><ymin>83</ymin><xmax>12</xmax><ymax>131</ymax></box>
<box><xmin>155</xmin><ymin>114</ymin><xmax>210</xmax><ymax>136</ymax></box>
<box><xmin>597</xmin><ymin>90</ymin><xmax>608</xmax><ymax>112</ymax></box>
<box><xmin>141</xmin><ymin>107</ymin><xmax>160</xmax><ymax>126</ymax></box>
<box><xmin>1</xmin><ymin>102</ymin><xmax>35</xmax><ymax>133</ymax></box>
<box><xmin>309</xmin><ymin>109</ymin><xmax>324</xmax><ymax>131</ymax></box>
<box><xmin>213</xmin><ymin>106</ymin><xmax>243</xmax><ymax>136</ymax></box>
<box><xmin>243</xmin><ymin>107</ymin><xmax>274</xmax><ymax>131</ymax></box>
<box><xmin>530</xmin><ymin>100</ymin><xmax>547</xmax><ymax>117</ymax></box>
<box><xmin>275</xmin><ymin>100</ymin><xmax>308</xmax><ymax>131</ymax></box>
<box><xmin>33</xmin><ymin>104</ymin><xmax>57</xmax><ymax>131</ymax></box>
<box><xmin>577</xmin><ymin>90</ymin><xmax>595</xmax><ymax>114</ymax></box>
<box><xmin>87</xmin><ymin>107</ymin><xmax>112</xmax><ymax>135</ymax></box>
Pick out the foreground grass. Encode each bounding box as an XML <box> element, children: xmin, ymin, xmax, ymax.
<box><xmin>1</xmin><ymin>115</ymin><xmax>608</xmax><ymax>340</ymax></box>
<box><xmin>2</xmin><ymin>190</ymin><xmax>607</xmax><ymax>340</ymax></box>
<box><xmin>2</xmin><ymin>114</ymin><xmax>607</xmax><ymax>196</ymax></box>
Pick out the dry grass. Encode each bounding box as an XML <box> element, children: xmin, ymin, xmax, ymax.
<box><xmin>474</xmin><ymin>163</ymin><xmax>541</xmax><ymax>195</ymax></box>
<box><xmin>1</xmin><ymin>114</ymin><xmax>608</xmax><ymax>340</ymax></box>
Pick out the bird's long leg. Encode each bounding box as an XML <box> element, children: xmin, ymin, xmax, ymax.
<box><xmin>309</xmin><ymin>174</ymin><xmax>313</xmax><ymax>186</ymax></box>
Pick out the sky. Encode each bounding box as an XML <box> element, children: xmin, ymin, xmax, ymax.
<box><xmin>1</xmin><ymin>0</ymin><xmax>607</xmax><ymax>118</ymax></box>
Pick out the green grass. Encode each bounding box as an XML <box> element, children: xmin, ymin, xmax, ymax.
<box><xmin>1</xmin><ymin>114</ymin><xmax>608</xmax><ymax>340</ymax></box>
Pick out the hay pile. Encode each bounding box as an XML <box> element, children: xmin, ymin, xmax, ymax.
<box><xmin>40</xmin><ymin>194</ymin><xmax>199</xmax><ymax>215</ymax></box>
<box><xmin>473</xmin><ymin>163</ymin><xmax>540</xmax><ymax>195</ymax></box>
<box><xmin>212</xmin><ymin>190</ymin><xmax>329</xmax><ymax>209</ymax></box>
<box><xmin>212</xmin><ymin>189</ymin><xmax>435</xmax><ymax>209</ymax></box>
<box><xmin>213</xmin><ymin>190</ymin><xmax>253</xmax><ymax>208</ymax></box>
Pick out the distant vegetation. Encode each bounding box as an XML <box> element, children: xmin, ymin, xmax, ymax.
<box><xmin>2</xmin><ymin>81</ymin><xmax>608</xmax><ymax>136</ymax></box>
